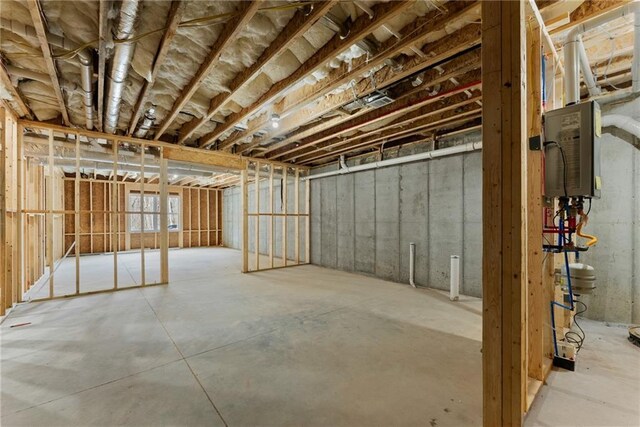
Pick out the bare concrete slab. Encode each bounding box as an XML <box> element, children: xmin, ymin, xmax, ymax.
<box><xmin>1</xmin><ymin>248</ymin><xmax>637</xmax><ymax>426</ymax></box>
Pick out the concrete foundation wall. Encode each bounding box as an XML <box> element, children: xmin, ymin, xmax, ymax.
<box><xmin>580</xmin><ymin>133</ymin><xmax>639</xmax><ymax>324</ymax></box>
<box><xmin>310</xmin><ymin>151</ymin><xmax>484</xmax><ymax>297</ymax></box>
<box><xmin>222</xmin><ymin>178</ymin><xmax>307</xmax><ymax>263</ymax></box>
<box><xmin>222</xmin><ymin>126</ymin><xmax>639</xmax><ymax>323</ymax></box>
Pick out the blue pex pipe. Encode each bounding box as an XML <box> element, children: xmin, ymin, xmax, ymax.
<box><xmin>550</xmin><ymin>203</ymin><xmax>576</xmax><ymax>357</ymax></box>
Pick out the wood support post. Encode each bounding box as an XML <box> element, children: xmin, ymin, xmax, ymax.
<box><xmin>112</xmin><ymin>140</ymin><xmax>119</xmax><ymax>289</ymax></box>
<box><xmin>526</xmin><ymin>22</ymin><xmax>545</xmax><ymax>385</ymax></box>
<box><xmin>269</xmin><ymin>165</ymin><xmax>274</xmax><ymax>268</ymax></box>
<box><xmin>75</xmin><ymin>133</ymin><xmax>80</xmax><ymax>294</ymax></box>
<box><xmin>160</xmin><ymin>151</ymin><xmax>169</xmax><ymax>283</ymax></box>
<box><xmin>241</xmin><ymin>169</ymin><xmax>248</xmax><ymax>273</ymax></box>
<box><xmin>482</xmin><ymin>1</ymin><xmax>528</xmax><ymax>426</ymax></box>
<box><xmin>15</xmin><ymin>124</ymin><xmax>23</xmax><ymax>302</ymax></box>
<box><xmin>47</xmin><ymin>130</ymin><xmax>54</xmax><ymax>298</ymax></box>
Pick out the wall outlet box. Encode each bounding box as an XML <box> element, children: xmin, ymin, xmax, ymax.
<box><xmin>558</xmin><ymin>341</ymin><xmax>576</xmax><ymax>360</ymax></box>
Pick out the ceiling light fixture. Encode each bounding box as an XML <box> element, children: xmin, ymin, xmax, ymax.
<box><xmin>271</xmin><ymin>113</ymin><xmax>280</xmax><ymax>129</ymax></box>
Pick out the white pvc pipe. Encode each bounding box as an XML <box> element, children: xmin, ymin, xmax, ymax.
<box><xmin>305</xmin><ymin>141</ymin><xmax>482</xmax><ymax>180</ymax></box>
<box><xmin>602</xmin><ymin>114</ymin><xmax>640</xmax><ymax>139</ymax></box>
<box><xmin>450</xmin><ymin>255</ymin><xmax>460</xmax><ymax>301</ymax></box>
<box><xmin>565</xmin><ymin>2</ymin><xmax>640</xmax><ymax>105</ymax></box>
<box><xmin>409</xmin><ymin>243</ymin><xmax>416</xmax><ymax>288</ymax></box>
<box><xmin>578</xmin><ymin>38</ymin><xmax>601</xmax><ymax>96</ymax></box>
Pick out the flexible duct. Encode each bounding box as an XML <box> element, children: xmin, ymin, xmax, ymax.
<box><xmin>104</xmin><ymin>0</ymin><xmax>140</xmax><ymax>134</ymax></box>
<box><xmin>304</xmin><ymin>141</ymin><xmax>482</xmax><ymax>180</ymax></box>
<box><xmin>564</xmin><ymin>2</ymin><xmax>640</xmax><ymax>105</ymax></box>
<box><xmin>134</xmin><ymin>108</ymin><xmax>156</xmax><ymax>138</ymax></box>
<box><xmin>0</xmin><ymin>18</ymin><xmax>95</xmax><ymax>129</ymax></box>
<box><xmin>602</xmin><ymin>114</ymin><xmax>640</xmax><ymax>139</ymax></box>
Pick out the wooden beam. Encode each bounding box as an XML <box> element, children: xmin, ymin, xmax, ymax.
<box><xmin>199</xmin><ymin>1</ymin><xmax>414</xmax><ymax>148</ymax></box>
<box><xmin>275</xmin><ymin>70</ymin><xmax>482</xmax><ymax>161</ymax></box>
<box><xmin>550</xmin><ymin>0</ymin><xmax>631</xmax><ymax>35</ymax></box>
<box><xmin>177</xmin><ymin>1</ymin><xmax>338</xmax><ymax>143</ymax></box>
<box><xmin>0</xmin><ymin>65</ymin><xmax>33</xmax><ymax>119</ymax></box>
<box><xmin>233</xmin><ymin>3</ymin><xmax>482</xmax><ymax>153</ymax></box>
<box><xmin>259</xmin><ymin>49</ymin><xmax>481</xmax><ymax>158</ymax></box>
<box><xmin>26</xmin><ymin>0</ymin><xmax>70</xmax><ymax>125</ymax></box>
<box><xmin>299</xmin><ymin>99</ymin><xmax>482</xmax><ymax>165</ymax></box>
<box><xmin>305</xmin><ymin>110</ymin><xmax>482</xmax><ymax>166</ymax></box>
<box><xmin>19</xmin><ymin>120</ymin><xmax>307</xmax><ymax>172</ymax></box>
<box><xmin>482</xmin><ymin>1</ymin><xmax>527</xmax><ymax>425</ymax></box>
<box><xmin>128</xmin><ymin>1</ymin><xmax>185</xmax><ymax>136</ymax></box>
<box><xmin>526</xmin><ymin>22</ymin><xmax>545</xmax><ymax>384</ymax></box>
<box><xmin>154</xmin><ymin>1</ymin><xmax>260</xmax><ymax>140</ymax></box>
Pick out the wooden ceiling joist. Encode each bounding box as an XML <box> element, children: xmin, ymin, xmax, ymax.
<box><xmin>260</xmin><ymin>49</ymin><xmax>481</xmax><ymax>159</ymax></box>
<box><xmin>271</xmin><ymin>68</ymin><xmax>482</xmax><ymax>161</ymax></box>
<box><xmin>198</xmin><ymin>0</ymin><xmax>414</xmax><ymax>149</ymax></box>
<box><xmin>232</xmin><ymin>2</ymin><xmax>482</xmax><ymax>154</ymax></box>
<box><xmin>296</xmin><ymin>101</ymin><xmax>482</xmax><ymax>164</ymax></box>
<box><xmin>293</xmin><ymin>93</ymin><xmax>483</xmax><ymax>164</ymax></box>
<box><xmin>550</xmin><ymin>0</ymin><xmax>632</xmax><ymax>35</ymax></box>
<box><xmin>307</xmin><ymin>109</ymin><xmax>483</xmax><ymax>166</ymax></box>
<box><xmin>26</xmin><ymin>0</ymin><xmax>70</xmax><ymax>125</ymax></box>
<box><xmin>176</xmin><ymin>0</ymin><xmax>339</xmax><ymax>144</ymax></box>
<box><xmin>153</xmin><ymin>1</ymin><xmax>261</xmax><ymax>140</ymax></box>
<box><xmin>128</xmin><ymin>0</ymin><xmax>185</xmax><ymax>136</ymax></box>
<box><xmin>0</xmin><ymin>65</ymin><xmax>33</xmax><ymax>119</ymax></box>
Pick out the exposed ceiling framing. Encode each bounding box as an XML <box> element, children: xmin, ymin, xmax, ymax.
<box><xmin>0</xmin><ymin>0</ymin><xmax>636</xmax><ymax>170</ymax></box>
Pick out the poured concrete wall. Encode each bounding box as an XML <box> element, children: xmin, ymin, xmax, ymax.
<box><xmin>222</xmin><ymin>129</ymin><xmax>639</xmax><ymax>323</ymax></box>
<box><xmin>222</xmin><ymin>178</ymin><xmax>307</xmax><ymax>262</ymax></box>
<box><xmin>580</xmin><ymin>133</ymin><xmax>639</xmax><ymax>324</ymax></box>
<box><xmin>310</xmin><ymin>151</ymin><xmax>484</xmax><ymax>297</ymax></box>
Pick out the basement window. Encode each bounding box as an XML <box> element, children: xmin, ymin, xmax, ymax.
<box><xmin>128</xmin><ymin>193</ymin><xmax>180</xmax><ymax>232</ymax></box>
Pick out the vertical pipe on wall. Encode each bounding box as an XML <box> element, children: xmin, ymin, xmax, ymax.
<box><xmin>409</xmin><ymin>242</ymin><xmax>416</xmax><ymax>288</ymax></box>
<box><xmin>450</xmin><ymin>255</ymin><xmax>460</xmax><ymax>301</ymax></box>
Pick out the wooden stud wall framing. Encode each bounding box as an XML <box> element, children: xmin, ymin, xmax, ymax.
<box><xmin>243</xmin><ymin>161</ymin><xmax>310</xmax><ymax>273</ymax></box>
<box><xmin>58</xmin><ymin>179</ymin><xmax>222</xmax><ymax>254</ymax></box>
<box><xmin>482</xmin><ymin>2</ymin><xmax>565</xmax><ymax>424</ymax></box>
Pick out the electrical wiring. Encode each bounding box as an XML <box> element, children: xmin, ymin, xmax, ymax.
<box><xmin>546</xmin><ymin>141</ymin><xmax>568</xmax><ymax>197</ymax></box>
<box><xmin>565</xmin><ymin>300</ymin><xmax>587</xmax><ymax>353</ymax></box>
<box><xmin>600</xmin><ymin>28</ymin><xmax>622</xmax><ymax>90</ymax></box>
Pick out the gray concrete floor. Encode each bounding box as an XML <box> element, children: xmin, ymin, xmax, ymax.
<box><xmin>524</xmin><ymin>319</ymin><xmax>640</xmax><ymax>427</ymax></box>
<box><xmin>1</xmin><ymin>247</ymin><xmax>638</xmax><ymax>426</ymax></box>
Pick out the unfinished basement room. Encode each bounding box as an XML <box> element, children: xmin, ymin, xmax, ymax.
<box><xmin>1</xmin><ymin>0</ymin><xmax>639</xmax><ymax>426</ymax></box>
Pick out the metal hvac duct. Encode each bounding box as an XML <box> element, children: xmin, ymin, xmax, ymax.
<box><xmin>0</xmin><ymin>18</ymin><xmax>95</xmax><ymax>129</ymax></box>
<box><xmin>134</xmin><ymin>107</ymin><xmax>156</xmax><ymax>138</ymax></box>
<box><xmin>104</xmin><ymin>0</ymin><xmax>140</xmax><ymax>134</ymax></box>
